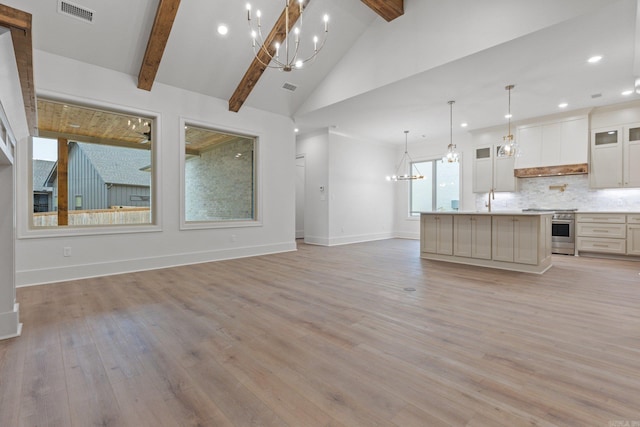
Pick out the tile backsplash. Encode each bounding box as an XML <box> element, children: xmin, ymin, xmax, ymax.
<box><xmin>475</xmin><ymin>174</ymin><xmax>640</xmax><ymax>211</ymax></box>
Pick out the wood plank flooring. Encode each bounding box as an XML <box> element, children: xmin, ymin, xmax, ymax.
<box><xmin>2</xmin><ymin>239</ymin><xmax>640</xmax><ymax>426</ymax></box>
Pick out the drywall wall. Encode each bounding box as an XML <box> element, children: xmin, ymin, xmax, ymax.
<box><xmin>15</xmin><ymin>51</ymin><xmax>296</xmax><ymax>286</ymax></box>
<box><xmin>296</xmin><ymin>130</ymin><xmax>330</xmax><ymax>245</ymax></box>
<box><xmin>327</xmin><ymin>130</ymin><xmax>395</xmax><ymax>245</ymax></box>
<box><xmin>0</xmin><ymin>28</ymin><xmax>28</xmax><ymax>339</ymax></box>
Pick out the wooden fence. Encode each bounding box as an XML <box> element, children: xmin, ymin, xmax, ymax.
<box><xmin>33</xmin><ymin>207</ymin><xmax>151</xmax><ymax>227</ymax></box>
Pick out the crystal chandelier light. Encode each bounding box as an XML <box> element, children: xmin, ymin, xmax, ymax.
<box><xmin>246</xmin><ymin>0</ymin><xmax>329</xmax><ymax>72</ymax></box>
<box><xmin>498</xmin><ymin>84</ymin><xmax>518</xmax><ymax>157</ymax></box>
<box><xmin>386</xmin><ymin>131</ymin><xmax>424</xmax><ymax>181</ymax></box>
<box><xmin>443</xmin><ymin>100</ymin><xmax>459</xmax><ymax>163</ymax></box>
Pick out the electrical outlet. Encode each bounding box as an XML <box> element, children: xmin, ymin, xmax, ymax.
<box><xmin>63</xmin><ymin>247</ymin><xmax>71</xmax><ymax>257</ymax></box>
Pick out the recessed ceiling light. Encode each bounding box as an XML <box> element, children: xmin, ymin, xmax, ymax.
<box><xmin>558</xmin><ymin>102</ymin><xmax>568</xmax><ymax>108</ymax></box>
<box><xmin>505</xmin><ymin>114</ymin><xmax>512</xmax><ymax>119</ymax></box>
<box><xmin>460</xmin><ymin>123</ymin><xmax>468</xmax><ymax>128</ymax></box>
<box><xmin>68</xmin><ymin>123</ymin><xmax>80</xmax><ymax>128</ymax></box>
<box><xmin>294</xmin><ymin>128</ymin><xmax>299</xmax><ymax>133</ymax></box>
<box><xmin>588</xmin><ymin>55</ymin><xmax>602</xmax><ymax>64</ymax></box>
<box><xmin>217</xmin><ymin>25</ymin><xmax>228</xmax><ymax>36</ymax></box>
<box><xmin>622</xmin><ymin>90</ymin><xmax>633</xmax><ymax>96</ymax></box>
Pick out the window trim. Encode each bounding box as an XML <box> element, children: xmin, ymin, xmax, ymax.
<box><xmin>17</xmin><ymin>92</ymin><xmax>162</xmax><ymax>239</ymax></box>
<box><xmin>179</xmin><ymin>117</ymin><xmax>263</xmax><ymax>231</ymax></box>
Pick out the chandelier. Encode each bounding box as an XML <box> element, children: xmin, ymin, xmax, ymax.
<box><xmin>443</xmin><ymin>100</ymin><xmax>459</xmax><ymax>163</ymax></box>
<box><xmin>498</xmin><ymin>84</ymin><xmax>518</xmax><ymax>157</ymax></box>
<box><xmin>246</xmin><ymin>0</ymin><xmax>329</xmax><ymax>72</ymax></box>
<box><xmin>386</xmin><ymin>131</ymin><xmax>424</xmax><ymax>181</ymax></box>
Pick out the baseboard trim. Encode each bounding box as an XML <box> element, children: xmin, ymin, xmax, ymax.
<box><xmin>0</xmin><ymin>303</ymin><xmax>22</xmax><ymax>340</ymax></box>
<box><xmin>17</xmin><ymin>241</ymin><xmax>297</xmax><ymax>287</ymax></box>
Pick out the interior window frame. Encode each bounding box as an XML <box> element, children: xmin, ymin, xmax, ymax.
<box><xmin>18</xmin><ymin>94</ymin><xmax>162</xmax><ymax>239</ymax></box>
<box><xmin>179</xmin><ymin>117</ymin><xmax>262</xmax><ymax>231</ymax></box>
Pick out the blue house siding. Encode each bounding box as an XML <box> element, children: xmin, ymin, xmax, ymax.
<box><xmin>107</xmin><ymin>184</ymin><xmax>150</xmax><ymax>208</ymax></box>
<box><xmin>68</xmin><ymin>143</ymin><xmax>108</xmax><ymax>210</ymax></box>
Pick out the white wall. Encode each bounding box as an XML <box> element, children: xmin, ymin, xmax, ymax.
<box><xmin>15</xmin><ymin>51</ymin><xmax>296</xmax><ymax>286</ymax></box>
<box><xmin>327</xmin><ymin>131</ymin><xmax>395</xmax><ymax>245</ymax></box>
<box><xmin>296</xmin><ymin>129</ymin><xmax>395</xmax><ymax>245</ymax></box>
<box><xmin>0</xmin><ymin>28</ymin><xmax>29</xmax><ymax>339</ymax></box>
<box><xmin>296</xmin><ymin>130</ymin><xmax>329</xmax><ymax>244</ymax></box>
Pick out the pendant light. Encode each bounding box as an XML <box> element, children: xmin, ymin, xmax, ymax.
<box><xmin>443</xmin><ymin>100</ymin><xmax>459</xmax><ymax>163</ymax></box>
<box><xmin>498</xmin><ymin>84</ymin><xmax>517</xmax><ymax>157</ymax></box>
<box><xmin>386</xmin><ymin>131</ymin><xmax>424</xmax><ymax>181</ymax></box>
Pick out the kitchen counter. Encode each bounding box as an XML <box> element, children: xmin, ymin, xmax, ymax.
<box><xmin>420</xmin><ymin>212</ymin><xmax>552</xmax><ymax>274</ymax></box>
<box><xmin>422</xmin><ymin>211</ymin><xmax>553</xmax><ymax>216</ymax></box>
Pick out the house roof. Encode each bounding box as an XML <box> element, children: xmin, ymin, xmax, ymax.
<box><xmin>73</xmin><ymin>142</ymin><xmax>151</xmax><ymax>187</ymax></box>
<box><xmin>32</xmin><ymin>159</ymin><xmax>55</xmax><ymax>192</ymax></box>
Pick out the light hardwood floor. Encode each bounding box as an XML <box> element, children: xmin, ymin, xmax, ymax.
<box><xmin>1</xmin><ymin>239</ymin><xmax>640</xmax><ymax>426</ymax></box>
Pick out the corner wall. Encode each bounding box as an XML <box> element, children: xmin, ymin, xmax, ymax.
<box><xmin>0</xmin><ymin>28</ymin><xmax>28</xmax><ymax>339</ymax></box>
<box><xmin>296</xmin><ymin>129</ymin><xmax>396</xmax><ymax>245</ymax></box>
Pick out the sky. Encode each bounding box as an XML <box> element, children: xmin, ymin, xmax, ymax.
<box><xmin>33</xmin><ymin>137</ymin><xmax>57</xmax><ymax>161</ymax></box>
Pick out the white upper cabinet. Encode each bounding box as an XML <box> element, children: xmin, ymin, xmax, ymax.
<box><xmin>473</xmin><ymin>145</ymin><xmax>516</xmax><ymax>193</ymax></box>
<box><xmin>624</xmin><ymin>124</ymin><xmax>640</xmax><ymax>187</ymax></box>
<box><xmin>589</xmin><ymin>123</ymin><xmax>640</xmax><ymax>189</ymax></box>
<box><xmin>515</xmin><ymin>116</ymin><xmax>588</xmax><ymax>170</ymax></box>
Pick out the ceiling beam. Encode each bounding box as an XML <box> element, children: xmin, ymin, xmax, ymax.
<box><xmin>0</xmin><ymin>4</ymin><xmax>37</xmax><ymax>136</ymax></box>
<box><xmin>137</xmin><ymin>0</ymin><xmax>181</xmax><ymax>91</ymax></box>
<box><xmin>360</xmin><ymin>0</ymin><xmax>404</xmax><ymax>22</ymax></box>
<box><xmin>228</xmin><ymin>1</ymin><xmax>307</xmax><ymax>112</ymax></box>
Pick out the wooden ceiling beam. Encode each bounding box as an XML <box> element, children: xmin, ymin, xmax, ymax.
<box><xmin>361</xmin><ymin>0</ymin><xmax>404</xmax><ymax>22</ymax></box>
<box><xmin>137</xmin><ymin>0</ymin><xmax>181</xmax><ymax>91</ymax></box>
<box><xmin>228</xmin><ymin>1</ymin><xmax>307</xmax><ymax>112</ymax></box>
<box><xmin>0</xmin><ymin>4</ymin><xmax>37</xmax><ymax>136</ymax></box>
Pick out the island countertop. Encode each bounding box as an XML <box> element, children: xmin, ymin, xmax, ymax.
<box><xmin>419</xmin><ymin>212</ymin><xmax>552</xmax><ymax>274</ymax></box>
<box><xmin>419</xmin><ymin>211</ymin><xmax>553</xmax><ymax>216</ymax></box>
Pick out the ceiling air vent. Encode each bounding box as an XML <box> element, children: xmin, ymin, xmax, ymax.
<box><xmin>58</xmin><ymin>0</ymin><xmax>95</xmax><ymax>23</ymax></box>
<box><xmin>282</xmin><ymin>82</ymin><xmax>298</xmax><ymax>92</ymax></box>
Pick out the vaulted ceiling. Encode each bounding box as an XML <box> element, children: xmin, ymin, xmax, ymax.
<box><xmin>1</xmin><ymin>0</ymin><xmax>639</xmax><ymax>145</ymax></box>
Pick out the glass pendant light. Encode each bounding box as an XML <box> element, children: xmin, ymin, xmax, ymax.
<box><xmin>443</xmin><ymin>100</ymin><xmax>459</xmax><ymax>163</ymax></box>
<box><xmin>498</xmin><ymin>84</ymin><xmax>518</xmax><ymax>157</ymax></box>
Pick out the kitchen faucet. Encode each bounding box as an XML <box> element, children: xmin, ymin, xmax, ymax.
<box><xmin>486</xmin><ymin>188</ymin><xmax>495</xmax><ymax>212</ymax></box>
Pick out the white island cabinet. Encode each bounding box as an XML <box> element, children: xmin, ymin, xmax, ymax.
<box><xmin>420</xmin><ymin>212</ymin><xmax>552</xmax><ymax>274</ymax></box>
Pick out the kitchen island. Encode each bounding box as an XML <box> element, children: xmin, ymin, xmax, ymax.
<box><xmin>420</xmin><ymin>212</ymin><xmax>553</xmax><ymax>274</ymax></box>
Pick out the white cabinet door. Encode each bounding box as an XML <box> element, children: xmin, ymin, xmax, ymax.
<box><xmin>627</xmin><ymin>225</ymin><xmax>640</xmax><ymax>255</ymax></box>
<box><xmin>540</xmin><ymin>122</ymin><xmax>562</xmax><ymax>167</ymax></box>
<box><xmin>513</xmin><ymin>216</ymin><xmax>539</xmax><ymax>265</ymax></box>
<box><xmin>471</xmin><ymin>215</ymin><xmax>492</xmax><ymax>259</ymax></box>
<box><xmin>561</xmin><ymin>117</ymin><xmax>588</xmax><ymax>165</ymax></box>
<box><xmin>492</xmin><ymin>216</ymin><xmax>515</xmax><ymax>262</ymax></box>
<box><xmin>473</xmin><ymin>146</ymin><xmax>493</xmax><ymax>193</ymax></box>
<box><xmin>590</xmin><ymin>127</ymin><xmax>623</xmax><ymax>188</ymax></box>
<box><xmin>624</xmin><ymin>124</ymin><xmax>640</xmax><ymax>187</ymax></box>
<box><xmin>473</xmin><ymin>145</ymin><xmax>515</xmax><ymax>193</ymax></box>
<box><xmin>494</xmin><ymin>146</ymin><xmax>516</xmax><ymax>192</ymax></box>
<box><xmin>515</xmin><ymin>125</ymin><xmax>542</xmax><ymax>169</ymax></box>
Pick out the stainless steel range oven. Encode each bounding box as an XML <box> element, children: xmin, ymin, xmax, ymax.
<box><xmin>523</xmin><ymin>209</ymin><xmax>576</xmax><ymax>255</ymax></box>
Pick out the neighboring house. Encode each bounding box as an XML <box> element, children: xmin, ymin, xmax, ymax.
<box><xmin>32</xmin><ymin>159</ymin><xmax>55</xmax><ymax>212</ymax></box>
<box><xmin>43</xmin><ymin>142</ymin><xmax>151</xmax><ymax>210</ymax></box>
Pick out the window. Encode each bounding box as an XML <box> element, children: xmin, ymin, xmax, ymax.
<box><xmin>410</xmin><ymin>159</ymin><xmax>459</xmax><ymax>215</ymax></box>
<box><xmin>184</xmin><ymin>124</ymin><xmax>257</xmax><ymax>223</ymax></box>
<box><xmin>31</xmin><ymin>99</ymin><xmax>154</xmax><ymax>228</ymax></box>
